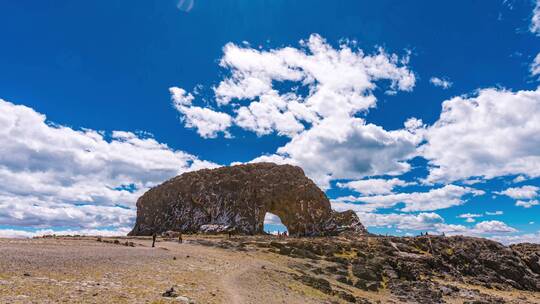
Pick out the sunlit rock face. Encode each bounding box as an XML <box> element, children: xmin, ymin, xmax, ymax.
<box><xmin>129</xmin><ymin>163</ymin><xmax>366</xmax><ymax>236</ymax></box>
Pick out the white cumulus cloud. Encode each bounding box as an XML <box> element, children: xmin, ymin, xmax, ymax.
<box><xmin>473</xmin><ymin>220</ymin><xmax>518</xmax><ymax>234</ymax></box>
<box><xmin>253</xmin><ymin>118</ymin><xmax>422</xmax><ymax>188</ymax></box>
<box><xmin>171</xmin><ymin>34</ymin><xmax>419</xmax><ymax>188</ymax></box>
<box><xmin>421</xmin><ymin>88</ymin><xmax>540</xmax><ymax>184</ymax></box>
<box><xmin>334</xmin><ymin>184</ymin><xmax>483</xmax><ymax>212</ymax></box>
<box><xmin>337</xmin><ymin>178</ymin><xmax>411</xmax><ymax>195</ymax></box>
<box><xmin>490</xmin><ymin>232</ymin><xmax>540</xmax><ymax>245</ymax></box>
<box><xmin>0</xmin><ymin>227</ymin><xmax>131</xmax><ymax>239</ymax></box>
<box><xmin>355</xmin><ymin>212</ymin><xmax>445</xmax><ymax>231</ymax></box>
<box><xmin>496</xmin><ymin>185</ymin><xmax>539</xmax><ymax>199</ymax></box>
<box><xmin>434</xmin><ymin>220</ymin><xmax>517</xmax><ymax>237</ymax></box>
<box><xmin>429</xmin><ymin>77</ymin><xmax>453</xmax><ymax>89</ymax></box>
<box><xmin>515</xmin><ymin>199</ymin><xmax>539</xmax><ymax>208</ymax></box>
<box><xmin>263</xmin><ymin>212</ymin><xmax>284</xmax><ymax>225</ymax></box>
<box><xmin>0</xmin><ymin>99</ymin><xmax>217</xmax><ymax>231</ymax></box>
<box><xmin>457</xmin><ymin>213</ymin><xmax>483</xmax><ymax>223</ymax></box>
<box><xmin>170</xmin><ymin>87</ymin><xmax>232</xmax><ymax>138</ymax></box>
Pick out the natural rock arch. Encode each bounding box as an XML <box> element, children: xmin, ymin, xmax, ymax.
<box><xmin>129</xmin><ymin>163</ymin><xmax>366</xmax><ymax>236</ymax></box>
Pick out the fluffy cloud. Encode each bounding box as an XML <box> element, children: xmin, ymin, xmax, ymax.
<box><xmin>0</xmin><ymin>99</ymin><xmax>217</xmax><ymax>230</ymax></box>
<box><xmin>171</xmin><ymin>34</ymin><xmax>419</xmax><ymax>188</ymax></box>
<box><xmin>354</xmin><ymin>212</ymin><xmax>445</xmax><ymax>231</ymax></box>
<box><xmin>253</xmin><ymin>118</ymin><xmax>422</xmax><ymax>188</ymax></box>
<box><xmin>496</xmin><ymin>185</ymin><xmax>539</xmax><ymax>199</ymax></box>
<box><xmin>0</xmin><ymin>227</ymin><xmax>131</xmax><ymax>239</ymax></box>
<box><xmin>458</xmin><ymin>213</ymin><xmax>483</xmax><ymax>223</ymax></box>
<box><xmin>330</xmin><ymin>207</ymin><xmax>517</xmax><ymax>240</ymax></box>
<box><xmin>263</xmin><ymin>212</ymin><xmax>284</xmax><ymax>225</ymax></box>
<box><xmin>473</xmin><ymin>220</ymin><xmax>518</xmax><ymax>234</ymax></box>
<box><xmin>0</xmin><ymin>195</ymin><xmax>134</xmax><ymax>228</ymax></box>
<box><xmin>434</xmin><ymin>220</ymin><xmax>517</xmax><ymax>236</ymax></box>
<box><xmin>214</xmin><ymin>34</ymin><xmax>415</xmax><ymax>109</ymax></box>
<box><xmin>337</xmin><ymin>178</ymin><xmax>410</xmax><ymax>195</ymax></box>
<box><xmin>513</xmin><ymin>175</ymin><xmax>527</xmax><ymax>183</ymax></box>
<box><xmin>501</xmin><ymin>185</ymin><xmax>540</xmax><ymax>211</ymax></box>
<box><xmin>334</xmin><ymin>184</ymin><xmax>483</xmax><ymax>212</ymax></box>
<box><xmin>515</xmin><ymin>200</ymin><xmax>539</xmax><ymax>208</ymax></box>
<box><xmin>421</xmin><ymin>88</ymin><xmax>540</xmax><ymax>183</ymax></box>
<box><xmin>429</xmin><ymin>77</ymin><xmax>452</xmax><ymax>89</ymax></box>
<box><xmin>331</xmin><ymin>199</ymin><xmax>445</xmax><ymax>231</ymax></box>
<box><xmin>490</xmin><ymin>231</ymin><xmax>540</xmax><ymax>245</ymax></box>
<box><xmin>170</xmin><ymin>87</ymin><xmax>232</xmax><ymax>138</ymax></box>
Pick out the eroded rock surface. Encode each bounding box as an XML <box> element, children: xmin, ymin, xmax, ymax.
<box><xmin>129</xmin><ymin>163</ymin><xmax>366</xmax><ymax>236</ymax></box>
<box><xmin>196</xmin><ymin>234</ymin><xmax>540</xmax><ymax>302</ymax></box>
<box><xmin>182</xmin><ymin>234</ymin><xmax>540</xmax><ymax>304</ymax></box>
<box><xmin>267</xmin><ymin>235</ymin><xmax>540</xmax><ymax>293</ymax></box>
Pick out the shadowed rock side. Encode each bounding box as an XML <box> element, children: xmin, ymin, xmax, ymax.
<box><xmin>129</xmin><ymin>163</ymin><xmax>366</xmax><ymax>236</ymax></box>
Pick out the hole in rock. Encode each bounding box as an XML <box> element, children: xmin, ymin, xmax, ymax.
<box><xmin>263</xmin><ymin>212</ymin><xmax>287</xmax><ymax>235</ymax></box>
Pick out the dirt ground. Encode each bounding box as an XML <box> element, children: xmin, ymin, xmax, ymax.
<box><xmin>0</xmin><ymin>236</ymin><xmax>340</xmax><ymax>304</ymax></box>
<box><xmin>0</xmin><ymin>236</ymin><xmax>539</xmax><ymax>304</ymax></box>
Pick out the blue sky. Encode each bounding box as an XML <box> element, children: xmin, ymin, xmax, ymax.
<box><xmin>1</xmin><ymin>0</ymin><xmax>540</xmax><ymax>243</ymax></box>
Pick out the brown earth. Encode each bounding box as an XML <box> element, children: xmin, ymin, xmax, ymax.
<box><xmin>1</xmin><ymin>235</ymin><xmax>539</xmax><ymax>304</ymax></box>
<box><xmin>0</xmin><ymin>236</ymin><xmax>315</xmax><ymax>304</ymax></box>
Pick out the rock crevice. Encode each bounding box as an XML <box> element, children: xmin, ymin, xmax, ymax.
<box><xmin>129</xmin><ymin>163</ymin><xmax>366</xmax><ymax>236</ymax></box>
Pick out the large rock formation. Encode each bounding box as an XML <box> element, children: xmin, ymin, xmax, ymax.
<box><xmin>129</xmin><ymin>163</ymin><xmax>366</xmax><ymax>236</ymax></box>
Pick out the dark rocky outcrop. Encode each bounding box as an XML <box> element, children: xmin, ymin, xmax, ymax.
<box><xmin>191</xmin><ymin>233</ymin><xmax>540</xmax><ymax>302</ymax></box>
<box><xmin>510</xmin><ymin>243</ymin><xmax>540</xmax><ymax>275</ymax></box>
<box><xmin>129</xmin><ymin>163</ymin><xmax>366</xmax><ymax>236</ymax></box>
<box><xmin>261</xmin><ymin>235</ymin><xmax>540</xmax><ymax>293</ymax></box>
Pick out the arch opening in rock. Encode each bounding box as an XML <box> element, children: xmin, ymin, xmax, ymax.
<box><xmin>263</xmin><ymin>212</ymin><xmax>287</xmax><ymax>235</ymax></box>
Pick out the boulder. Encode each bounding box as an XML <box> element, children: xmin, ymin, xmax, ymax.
<box><xmin>129</xmin><ymin>163</ymin><xmax>366</xmax><ymax>236</ymax></box>
<box><xmin>510</xmin><ymin>243</ymin><xmax>540</xmax><ymax>275</ymax></box>
<box><xmin>162</xmin><ymin>287</ymin><xmax>178</xmax><ymax>298</ymax></box>
<box><xmin>296</xmin><ymin>275</ymin><xmax>333</xmax><ymax>294</ymax></box>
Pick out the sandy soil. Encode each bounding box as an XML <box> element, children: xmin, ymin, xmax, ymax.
<box><xmin>0</xmin><ymin>236</ymin><xmax>334</xmax><ymax>304</ymax></box>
